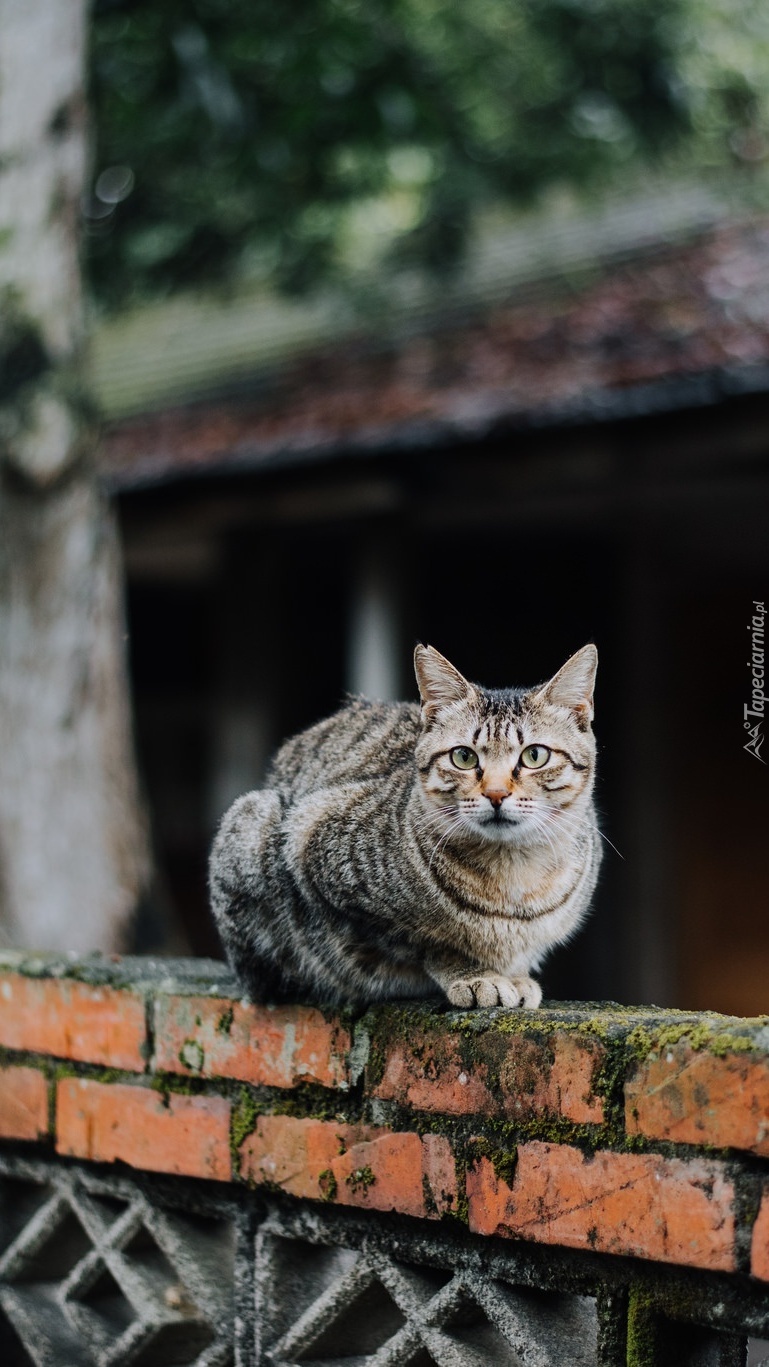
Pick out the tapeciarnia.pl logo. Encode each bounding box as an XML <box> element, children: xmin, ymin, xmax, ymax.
<box><xmin>744</xmin><ymin>599</ymin><xmax>766</xmax><ymax>763</ymax></box>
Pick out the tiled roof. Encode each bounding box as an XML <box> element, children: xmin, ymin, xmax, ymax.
<box><xmin>103</xmin><ymin>217</ymin><xmax>769</xmax><ymax>492</ymax></box>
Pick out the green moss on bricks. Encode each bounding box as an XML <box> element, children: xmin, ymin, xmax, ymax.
<box><xmin>51</xmin><ymin>1062</ymin><xmax>80</xmax><ymax>1083</ymax></box>
<box><xmin>318</xmin><ymin>1169</ymin><xmax>338</xmax><ymax>1201</ymax></box>
<box><xmin>626</xmin><ymin>1281</ymin><xmax>711</xmax><ymax>1366</ymax></box>
<box><xmin>216</xmin><ymin>1006</ymin><xmax>234</xmax><ymax>1036</ymax></box>
<box><xmin>422</xmin><ymin>1173</ymin><xmax>438</xmax><ymax>1217</ymax></box>
<box><xmin>627</xmin><ymin>1020</ymin><xmax>759</xmax><ymax>1060</ymax></box>
<box><xmin>269</xmin><ymin>1083</ymin><xmax>349</xmax><ymax>1123</ymax></box>
<box><xmin>231</xmin><ymin>1087</ymin><xmax>260</xmax><ymax>1162</ymax></box>
<box><xmin>492</xmin><ymin>1147</ymin><xmax>518</xmax><ymax>1187</ymax></box>
<box><xmin>467</xmin><ymin>1135</ymin><xmax>518</xmax><ymax>1188</ymax></box>
<box><xmin>345</xmin><ymin>1165</ymin><xmax>376</xmax><ymax>1195</ymax></box>
<box><xmin>359</xmin><ymin>1002</ymin><xmax>438</xmax><ymax>1087</ymax></box>
<box><xmin>148</xmin><ymin>1072</ymin><xmax>209</xmax><ymax>1101</ymax></box>
<box><xmin>453</xmin><ymin>1182</ymin><xmax>470</xmax><ymax>1226</ymax></box>
<box><xmin>707</xmin><ymin>1032</ymin><xmax>754</xmax><ymax>1056</ymax></box>
<box><xmin>626</xmin><ymin>1287</ymin><xmax>657</xmax><ymax>1367</ymax></box>
<box><xmin>453</xmin><ymin>1004</ymin><xmax>645</xmax><ymax>1043</ymax></box>
<box><xmin>50</xmin><ymin>1063</ymin><xmax>125</xmax><ymax>1087</ymax></box>
<box><xmin>361</xmin><ymin>1000</ymin><xmax>672</xmax><ymax>1145</ymax></box>
<box><xmin>91</xmin><ymin>1067</ymin><xmax>125</xmax><ymax>1087</ymax></box>
<box><xmin>405</xmin><ymin>1091</ymin><xmax>617</xmax><ymax>1156</ymax></box>
<box><xmin>178</xmin><ymin>1039</ymin><xmax>205</xmax><ymax>1073</ymax></box>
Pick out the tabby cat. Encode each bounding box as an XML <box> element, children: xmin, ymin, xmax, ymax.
<box><xmin>209</xmin><ymin>644</ymin><xmax>601</xmax><ymax>1008</ymax></box>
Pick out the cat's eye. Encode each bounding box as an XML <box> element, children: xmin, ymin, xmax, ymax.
<box><xmin>450</xmin><ymin>746</ymin><xmax>478</xmax><ymax>770</ymax></box>
<box><xmin>520</xmin><ymin>744</ymin><xmax>550</xmax><ymax>769</ymax></box>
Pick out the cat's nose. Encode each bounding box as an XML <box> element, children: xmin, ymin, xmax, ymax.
<box><xmin>484</xmin><ymin>790</ymin><xmax>508</xmax><ymax>809</ymax></box>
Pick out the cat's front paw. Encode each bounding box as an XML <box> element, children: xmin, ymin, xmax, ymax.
<box><xmin>446</xmin><ymin>975</ymin><xmax>542</xmax><ymax>1009</ymax></box>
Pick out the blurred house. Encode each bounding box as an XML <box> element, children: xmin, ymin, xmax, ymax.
<box><xmin>95</xmin><ymin>193</ymin><xmax>769</xmax><ymax>1017</ymax></box>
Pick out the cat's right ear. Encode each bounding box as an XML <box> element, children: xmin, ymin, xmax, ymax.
<box><xmin>414</xmin><ymin>645</ymin><xmax>473</xmax><ymax>719</ymax></box>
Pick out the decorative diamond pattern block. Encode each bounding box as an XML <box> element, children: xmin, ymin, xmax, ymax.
<box><xmin>0</xmin><ymin>1154</ymin><xmax>759</xmax><ymax>1366</ymax></box>
<box><xmin>0</xmin><ymin>1160</ymin><xmax>235</xmax><ymax>1366</ymax></box>
<box><xmin>255</xmin><ymin>1217</ymin><xmax>599</xmax><ymax>1366</ymax></box>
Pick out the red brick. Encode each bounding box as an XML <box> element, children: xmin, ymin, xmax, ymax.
<box><xmin>626</xmin><ymin>1043</ymin><xmax>769</xmax><ymax>1155</ymax></box>
<box><xmin>467</xmin><ymin>1142</ymin><xmax>735</xmax><ymax>1272</ymax></box>
<box><xmin>238</xmin><ymin>1115</ymin><xmax>457</xmax><ymax>1219</ymax></box>
<box><xmin>153</xmin><ymin>995</ymin><xmax>350</xmax><ymax>1089</ymax></box>
<box><xmin>751</xmin><ymin>1187</ymin><xmax>769</xmax><ymax>1281</ymax></box>
<box><xmin>420</xmin><ymin>1133</ymin><xmax>460</xmax><ymax>1214</ymax></box>
<box><xmin>501</xmin><ymin>1032</ymin><xmax>605</xmax><ymax>1124</ymax></box>
<box><xmin>56</xmin><ymin>1079</ymin><xmax>231</xmax><ymax>1181</ymax></box>
<box><xmin>0</xmin><ymin>1066</ymin><xmax>49</xmax><ymax>1141</ymax></box>
<box><xmin>0</xmin><ymin>973</ymin><xmax>146</xmax><ymax>1070</ymax></box>
<box><xmin>372</xmin><ymin>1031</ymin><xmax>496</xmax><ymax>1114</ymax></box>
<box><xmin>372</xmin><ymin>1027</ymin><xmax>604</xmax><ymax>1124</ymax></box>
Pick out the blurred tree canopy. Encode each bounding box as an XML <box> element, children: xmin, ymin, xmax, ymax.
<box><xmin>88</xmin><ymin>0</ymin><xmax>768</xmax><ymax>309</ymax></box>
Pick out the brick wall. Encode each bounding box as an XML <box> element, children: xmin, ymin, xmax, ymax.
<box><xmin>1</xmin><ymin>949</ymin><xmax>768</xmax><ymax>1284</ymax></box>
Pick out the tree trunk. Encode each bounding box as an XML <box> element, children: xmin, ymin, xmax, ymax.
<box><xmin>0</xmin><ymin>0</ymin><xmax>152</xmax><ymax>950</ymax></box>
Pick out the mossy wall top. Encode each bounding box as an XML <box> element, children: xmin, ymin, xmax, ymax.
<box><xmin>0</xmin><ymin>949</ymin><xmax>768</xmax><ymax>1280</ymax></box>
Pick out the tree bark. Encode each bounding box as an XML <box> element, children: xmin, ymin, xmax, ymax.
<box><xmin>0</xmin><ymin>0</ymin><xmax>151</xmax><ymax>950</ymax></box>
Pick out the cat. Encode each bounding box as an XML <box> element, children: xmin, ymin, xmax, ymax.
<box><xmin>209</xmin><ymin>644</ymin><xmax>601</xmax><ymax>1009</ymax></box>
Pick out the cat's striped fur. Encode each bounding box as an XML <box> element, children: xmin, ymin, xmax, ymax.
<box><xmin>209</xmin><ymin>645</ymin><xmax>601</xmax><ymax>1008</ymax></box>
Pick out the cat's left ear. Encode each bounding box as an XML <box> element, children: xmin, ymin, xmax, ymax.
<box><xmin>536</xmin><ymin>644</ymin><xmax>597</xmax><ymax>725</ymax></box>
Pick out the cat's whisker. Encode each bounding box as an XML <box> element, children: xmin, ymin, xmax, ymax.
<box><xmin>414</xmin><ymin>808</ymin><xmax>459</xmax><ymax>838</ymax></box>
<box><xmin>537</xmin><ymin>804</ymin><xmax>625</xmax><ymax>861</ymax></box>
<box><xmin>425</xmin><ymin>824</ymin><xmax>462</xmax><ymax>850</ymax></box>
<box><xmin>546</xmin><ymin>806</ymin><xmax>623</xmax><ymax>861</ymax></box>
<box><xmin>534</xmin><ymin>807</ymin><xmax>591</xmax><ymax>853</ymax></box>
<box><xmin>530</xmin><ymin>803</ymin><xmax>586</xmax><ymax>859</ymax></box>
<box><xmin>427</xmin><ymin>816</ymin><xmax>470</xmax><ymax>870</ymax></box>
<box><xmin>522</xmin><ymin>811</ymin><xmax>562</xmax><ymax>865</ymax></box>
<box><xmin>592</xmin><ymin>829</ymin><xmax>625</xmax><ymax>860</ymax></box>
<box><xmin>529</xmin><ymin>803</ymin><xmax>583</xmax><ymax>840</ymax></box>
<box><xmin>412</xmin><ymin>807</ymin><xmax>460</xmax><ymax>841</ymax></box>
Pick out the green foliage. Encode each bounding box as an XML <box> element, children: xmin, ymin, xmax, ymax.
<box><xmin>88</xmin><ymin>0</ymin><xmax>692</xmax><ymax>307</ymax></box>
